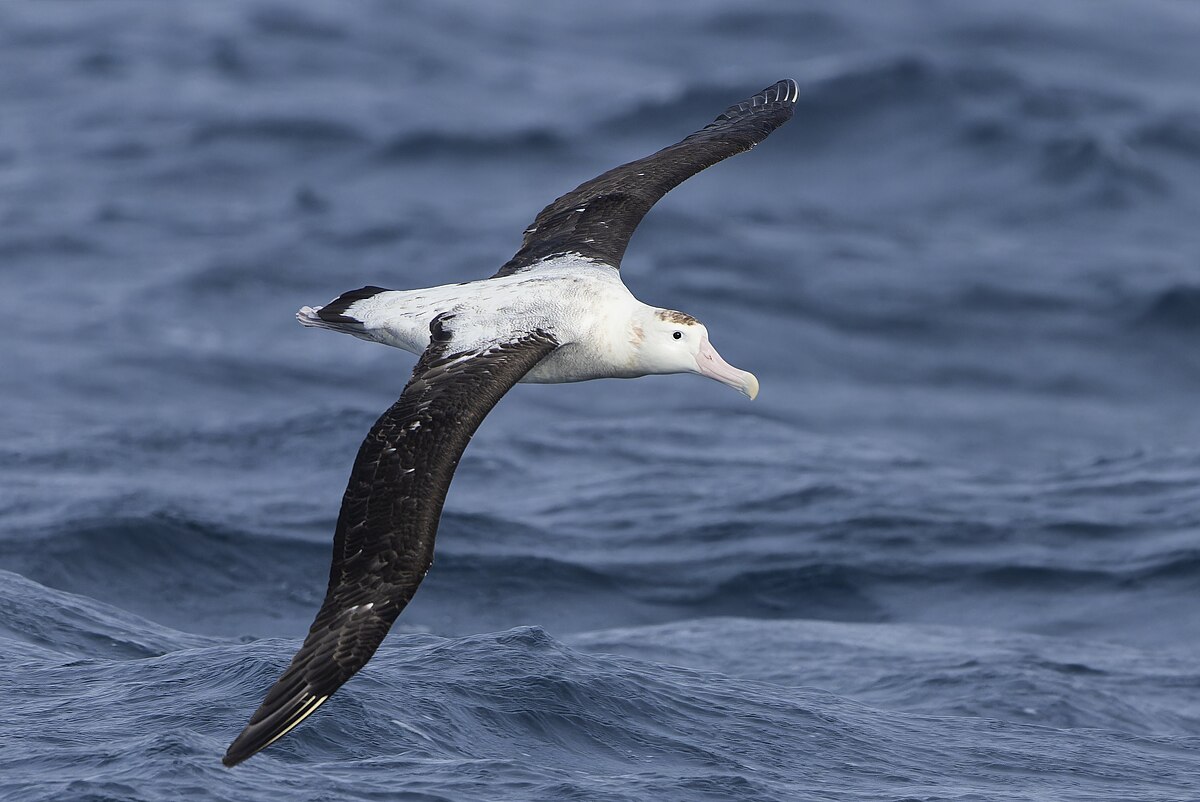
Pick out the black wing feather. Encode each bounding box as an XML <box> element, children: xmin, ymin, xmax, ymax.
<box><xmin>493</xmin><ymin>78</ymin><xmax>798</xmax><ymax>276</ymax></box>
<box><xmin>223</xmin><ymin>329</ymin><xmax>559</xmax><ymax>767</ymax></box>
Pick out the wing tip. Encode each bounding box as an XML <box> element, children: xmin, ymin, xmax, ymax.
<box><xmin>756</xmin><ymin>78</ymin><xmax>799</xmax><ymax>108</ymax></box>
<box><xmin>222</xmin><ymin>734</ymin><xmax>255</xmax><ymax>768</ymax></box>
<box><xmin>714</xmin><ymin>78</ymin><xmax>799</xmax><ymax>127</ymax></box>
<box><xmin>222</xmin><ymin>692</ymin><xmax>331</xmax><ymax>768</ymax></box>
<box><xmin>774</xmin><ymin>77</ymin><xmax>799</xmax><ymax>104</ymax></box>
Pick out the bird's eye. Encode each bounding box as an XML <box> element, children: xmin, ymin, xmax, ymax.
<box><xmin>672</xmin><ymin>331</ymin><xmax>683</xmax><ymax>340</ymax></box>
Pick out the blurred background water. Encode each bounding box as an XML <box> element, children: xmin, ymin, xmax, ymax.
<box><xmin>2</xmin><ymin>1</ymin><xmax>1199</xmax><ymax>800</ymax></box>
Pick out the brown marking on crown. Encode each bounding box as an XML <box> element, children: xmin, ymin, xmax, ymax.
<box><xmin>656</xmin><ymin>309</ymin><xmax>699</xmax><ymax>326</ymax></box>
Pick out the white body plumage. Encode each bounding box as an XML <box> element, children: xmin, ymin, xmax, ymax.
<box><xmin>298</xmin><ymin>255</ymin><xmax>757</xmax><ymax>395</ymax></box>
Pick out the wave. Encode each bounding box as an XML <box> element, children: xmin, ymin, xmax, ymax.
<box><xmin>0</xmin><ymin>569</ymin><xmax>213</xmax><ymax>660</ymax></box>
<box><xmin>1</xmin><ymin>621</ymin><xmax>1195</xmax><ymax>801</ymax></box>
<box><xmin>190</xmin><ymin>117</ymin><xmax>368</xmax><ymax>149</ymax></box>
<box><xmin>375</xmin><ymin>129</ymin><xmax>566</xmax><ymax>162</ymax></box>
<box><xmin>1037</xmin><ymin>132</ymin><xmax>1166</xmax><ymax>205</ymax></box>
<box><xmin>0</xmin><ymin>232</ymin><xmax>100</xmax><ymax>259</ymax></box>
<box><xmin>1134</xmin><ymin>112</ymin><xmax>1200</xmax><ymax>160</ymax></box>
<box><xmin>248</xmin><ymin>5</ymin><xmax>346</xmax><ymax>41</ymax></box>
<box><xmin>5</xmin><ymin>402</ymin><xmax>1198</xmax><ymax>645</ymax></box>
<box><xmin>763</xmin><ymin>53</ymin><xmax>1180</xmax><ymax>207</ymax></box>
<box><xmin>1136</xmin><ymin>284</ymin><xmax>1200</xmax><ymax>330</ymax></box>
<box><xmin>568</xmin><ymin>617</ymin><xmax>1200</xmax><ymax>736</ymax></box>
<box><xmin>0</xmin><ymin>515</ymin><xmax>331</xmax><ymax>639</ymax></box>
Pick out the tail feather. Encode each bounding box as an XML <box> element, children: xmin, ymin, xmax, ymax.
<box><xmin>296</xmin><ymin>305</ymin><xmax>340</xmax><ymax>329</ymax></box>
<box><xmin>296</xmin><ymin>285</ymin><xmax>391</xmax><ymax>334</ymax></box>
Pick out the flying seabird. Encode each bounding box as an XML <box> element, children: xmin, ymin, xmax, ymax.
<box><xmin>223</xmin><ymin>78</ymin><xmax>798</xmax><ymax>767</ymax></box>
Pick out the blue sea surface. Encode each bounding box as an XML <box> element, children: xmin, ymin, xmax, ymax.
<box><xmin>2</xmin><ymin>1</ymin><xmax>1199</xmax><ymax>800</ymax></box>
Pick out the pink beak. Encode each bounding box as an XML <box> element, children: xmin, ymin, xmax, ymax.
<box><xmin>696</xmin><ymin>337</ymin><xmax>759</xmax><ymax>400</ymax></box>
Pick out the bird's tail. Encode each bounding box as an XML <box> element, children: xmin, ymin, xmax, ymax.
<box><xmin>296</xmin><ymin>304</ymin><xmax>356</xmax><ymax>333</ymax></box>
<box><xmin>297</xmin><ymin>285</ymin><xmax>391</xmax><ymax>335</ymax></box>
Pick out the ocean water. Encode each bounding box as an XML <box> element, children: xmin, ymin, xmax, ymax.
<box><xmin>2</xmin><ymin>1</ymin><xmax>1199</xmax><ymax>800</ymax></box>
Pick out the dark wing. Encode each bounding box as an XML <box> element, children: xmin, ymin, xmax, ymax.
<box><xmin>223</xmin><ymin>327</ymin><xmax>558</xmax><ymax>767</ymax></box>
<box><xmin>493</xmin><ymin>78</ymin><xmax>798</xmax><ymax>277</ymax></box>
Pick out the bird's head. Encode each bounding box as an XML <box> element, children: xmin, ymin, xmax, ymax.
<box><xmin>632</xmin><ymin>308</ymin><xmax>759</xmax><ymax>399</ymax></box>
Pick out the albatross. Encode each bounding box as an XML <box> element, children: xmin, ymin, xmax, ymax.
<box><xmin>223</xmin><ymin>78</ymin><xmax>798</xmax><ymax>767</ymax></box>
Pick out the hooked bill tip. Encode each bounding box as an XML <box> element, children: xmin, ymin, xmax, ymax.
<box><xmin>743</xmin><ymin>372</ymin><xmax>760</xmax><ymax>401</ymax></box>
